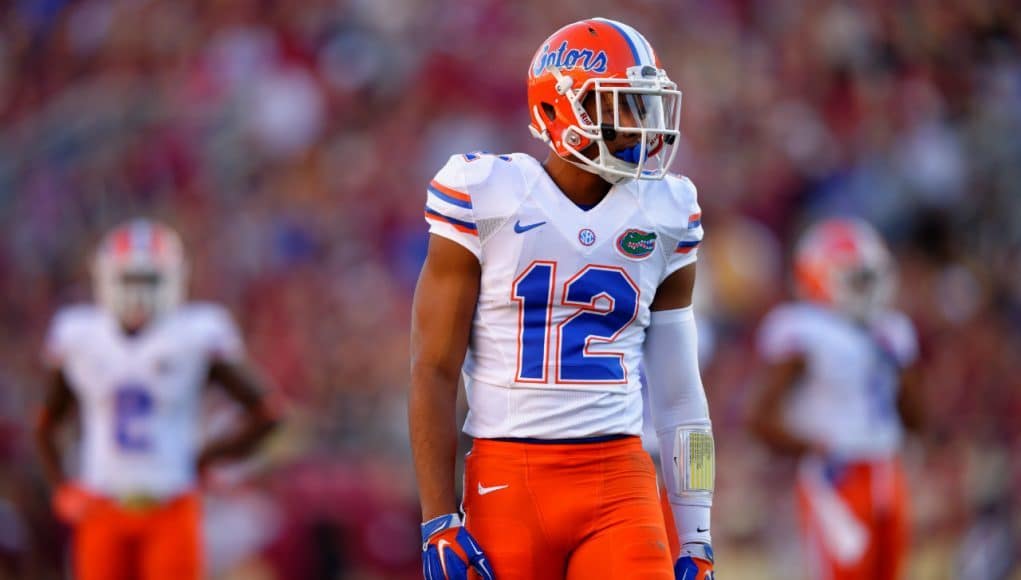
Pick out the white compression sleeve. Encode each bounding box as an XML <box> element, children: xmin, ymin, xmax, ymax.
<box><xmin>643</xmin><ymin>306</ymin><xmax>714</xmax><ymax>545</ymax></box>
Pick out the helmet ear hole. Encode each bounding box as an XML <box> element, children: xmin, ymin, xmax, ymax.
<box><xmin>541</xmin><ymin>102</ymin><xmax>556</xmax><ymax>122</ymax></box>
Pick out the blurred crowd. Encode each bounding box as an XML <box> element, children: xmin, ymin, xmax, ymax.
<box><xmin>0</xmin><ymin>0</ymin><xmax>1018</xmax><ymax>578</ymax></box>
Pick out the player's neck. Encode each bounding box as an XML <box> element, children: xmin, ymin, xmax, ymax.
<box><xmin>117</xmin><ymin>314</ymin><xmax>153</xmax><ymax>337</ymax></box>
<box><xmin>120</xmin><ymin>322</ymin><xmax>146</xmax><ymax>337</ymax></box>
<box><xmin>542</xmin><ymin>153</ymin><xmax>612</xmax><ymax>208</ymax></box>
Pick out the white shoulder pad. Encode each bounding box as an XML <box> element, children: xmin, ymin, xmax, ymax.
<box><xmin>42</xmin><ymin>304</ymin><xmax>103</xmax><ymax>367</ymax></box>
<box><xmin>426</xmin><ymin>153</ymin><xmax>530</xmax><ymax>258</ymax></box>
<box><xmin>756</xmin><ymin>302</ymin><xmax>815</xmax><ymax>362</ymax></box>
<box><xmin>178</xmin><ymin>303</ymin><xmax>245</xmax><ymax>362</ymax></box>
<box><xmin>425</xmin><ymin>154</ymin><xmax>484</xmax><ymax>259</ymax></box>
<box><xmin>644</xmin><ymin>175</ymin><xmax>704</xmax><ymax>281</ymax></box>
<box><xmin>470</xmin><ymin>153</ymin><xmax>536</xmax><ymax>225</ymax></box>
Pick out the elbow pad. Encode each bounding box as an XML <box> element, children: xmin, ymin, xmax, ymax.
<box><xmin>643</xmin><ymin>306</ymin><xmax>715</xmax><ymax>543</ymax></box>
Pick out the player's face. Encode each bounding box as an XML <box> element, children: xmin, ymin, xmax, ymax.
<box><xmin>836</xmin><ymin>262</ymin><xmax>893</xmax><ymax>321</ymax></box>
<box><xmin>846</xmin><ymin>266</ymin><xmax>879</xmax><ymax>295</ymax></box>
<box><xmin>581</xmin><ymin>92</ymin><xmax>640</xmax><ymax>156</ymax></box>
<box><xmin>116</xmin><ymin>270</ymin><xmax>162</xmax><ymax>331</ymax></box>
<box><xmin>581</xmin><ymin>89</ymin><xmax>673</xmax><ymax>162</ymax></box>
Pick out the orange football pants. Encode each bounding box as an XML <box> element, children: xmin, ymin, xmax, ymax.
<box><xmin>73</xmin><ymin>491</ymin><xmax>201</xmax><ymax>580</ymax></box>
<box><xmin>463</xmin><ymin>436</ymin><xmax>674</xmax><ymax>580</ymax></box>
<box><xmin>797</xmin><ymin>459</ymin><xmax>910</xmax><ymax>580</ymax></box>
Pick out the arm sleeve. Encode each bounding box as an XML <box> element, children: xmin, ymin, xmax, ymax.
<box><xmin>643</xmin><ymin>306</ymin><xmax>713</xmax><ymax>546</ymax></box>
<box><xmin>424</xmin><ymin>155</ymin><xmax>482</xmax><ymax>260</ymax></box>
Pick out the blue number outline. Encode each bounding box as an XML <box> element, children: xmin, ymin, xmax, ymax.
<box><xmin>511</xmin><ymin>261</ymin><xmax>557</xmax><ymax>382</ymax></box>
<box><xmin>512</xmin><ymin>262</ymin><xmax>640</xmax><ymax>384</ymax></box>
<box><xmin>555</xmin><ymin>265</ymin><xmax>640</xmax><ymax>384</ymax></box>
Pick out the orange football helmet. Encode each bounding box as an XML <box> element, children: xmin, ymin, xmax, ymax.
<box><xmin>93</xmin><ymin>219</ymin><xmax>187</xmax><ymax>330</ymax></box>
<box><xmin>794</xmin><ymin>218</ymin><xmax>895</xmax><ymax>321</ymax></box>
<box><xmin>527</xmin><ymin>18</ymin><xmax>681</xmax><ymax>183</ymax></box>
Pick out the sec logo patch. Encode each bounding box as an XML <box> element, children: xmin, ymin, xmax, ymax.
<box><xmin>578</xmin><ymin>228</ymin><xmax>596</xmax><ymax>246</ymax></box>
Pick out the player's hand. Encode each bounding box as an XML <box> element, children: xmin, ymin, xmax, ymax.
<box><xmin>421</xmin><ymin>513</ymin><xmax>495</xmax><ymax>580</ymax></box>
<box><xmin>52</xmin><ymin>482</ymin><xmax>100</xmax><ymax>524</ymax></box>
<box><xmin>675</xmin><ymin>542</ymin><xmax>714</xmax><ymax>580</ymax></box>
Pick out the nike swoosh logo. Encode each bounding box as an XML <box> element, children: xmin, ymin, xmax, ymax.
<box><xmin>514</xmin><ymin>220</ymin><xmax>546</xmax><ymax>233</ymax></box>
<box><xmin>477</xmin><ymin>482</ymin><xmax>509</xmax><ymax>496</ymax></box>
<box><xmin>697</xmin><ymin>527</ymin><xmax>710</xmax><ymax>533</ymax></box>
<box><xmin>437</xmin><ymin>539</ymin><xmax>451</xmax><ymax>574</ymax></box>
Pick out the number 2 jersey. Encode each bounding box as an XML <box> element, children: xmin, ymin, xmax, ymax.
<box><xmin>43</xmin><ymin>303</ymin><xmax>244</xmax><ymax>498</ymax></box>
<box><xmin>425</xmin><ymin>152</ymin><xmax>704</xmax><ymax>439</ymax></box>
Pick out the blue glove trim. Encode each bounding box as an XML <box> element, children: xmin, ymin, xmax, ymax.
<box><xmin>675</xmin><ymin>542</ymin><xmax>714</xmax><ymax>580</ymax></box>
<box><xmin>674</xmin><ymin>556</ymin><xmax>699</xmax><ymax>579</ymax></box>
<box><xmin>457</xmin><ymin>528</ymin><xmax>496</xmax><ymax>580</ymax></box>
<box><xmin>423</xmin><ymin>542</ymin><xmax>468</xmax><ymax>579</ymax></box>
<box><xmin>421</xmin><ymin>523</ymin><xmax>496</xmax><ymax>580</ymax></box>
<box><xmin>421</xmin><ymin>512</ymin><xmax>461</xmax><ymax>544</ymax></box>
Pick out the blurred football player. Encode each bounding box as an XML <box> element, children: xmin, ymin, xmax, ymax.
<box><xmin>34</xmin><ymin>219</ymin><xmax>278</xmax><ymax>580</ymax></box>
<box><xmin>748</xmin><ymin>218</ymin><xmax>923</xmax><ymax>580</ymax></box>
<box><xmin>410</xmin><ymin>18</ymin><xmax>714</xmax><ymax>580</ymax></box>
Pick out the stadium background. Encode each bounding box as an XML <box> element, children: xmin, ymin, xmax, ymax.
<box><xmin>0</xmin><ymin>0</ymin><xmax>1018</xmax><ymax>578</ymax></box>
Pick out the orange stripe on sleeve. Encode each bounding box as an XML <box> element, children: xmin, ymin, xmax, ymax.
<box><xmin>424</xmin><ymin>211</ymin><xmax>479</xmax><ymax>236</ymax></box>
<box><xmin>429</xmin><ymin>180</ymin><xmax>472</xmax><ymax>204</ymax></box>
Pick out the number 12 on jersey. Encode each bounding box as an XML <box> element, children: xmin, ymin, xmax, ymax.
<box><xmin>512</xmin><ymin>262</ymin><xmax>639</xmax><ymax>384</ymax></box>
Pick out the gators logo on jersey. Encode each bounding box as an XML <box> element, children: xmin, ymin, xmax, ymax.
<box><xmin>616</xmin><ymin>229</ymin><xmax>657</xmax><ymax>259</ymax></box>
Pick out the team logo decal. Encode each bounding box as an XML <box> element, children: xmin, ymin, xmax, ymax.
<box><xmin>578</xmin><ymin>228</ymin><xmax>596</xmax><ymax>246</ymax></box>
<box><xmin>616</xmin><ymin>229</ymin><xmax>657</xmax><ymax>259</ymax></box>
<box><xmin>532</xmin><ymin>41</ymin><xmax>608</xmax><ymax>76</ymax></box>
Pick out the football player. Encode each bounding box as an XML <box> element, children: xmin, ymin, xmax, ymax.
<box><xmin>748</xmin><ymin>219</ymin><xmax>923</xmax><ymax>580</ymax></box>
<box><xmin>409</xmin><ymin>18</ymin><xmax>715</xmax><ymax>580</ymax></box>
<box><xmin>34</xmin><ymin>219</ymin><xmax>279</xmax><ymax>580</ymax></box>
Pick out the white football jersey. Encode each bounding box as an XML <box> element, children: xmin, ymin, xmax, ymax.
<box><xmin>425</xmin><ymin>152</ymin><xmax>703</xmax><ymax>439</ymax></box>
<box><xmin>43</xmin><ymin>303</ymin><xmax>244</xmax><ymax>498</ymax></box>
<box><xmin>756</xmin><ymin>302</ymin><xmax>918</xmax><ymax>459</ymax></box>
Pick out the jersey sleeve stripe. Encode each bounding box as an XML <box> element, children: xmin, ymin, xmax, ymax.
<box><xmin>675</xmin><ymin>240</ymin><xmax>701</xmax><ymax>254</ymax></box>
<box><xmin>428</xmin><ymin>185</ymin><xmax>472</xmax><ymax>209</ymax></box>
<box><xmin>428</xmin><ymin>180</ymin><xmax>472</xmax><ymax>207</ymax></box>
<box><xmin>424</xmin><ymin>207</ymin><xmax>478</xmax><ymax>235</ymax></box>
<box><xmin>688</xmin><ymin>213</ymin><xmax>702</xmax><ymax>228</ymax></box>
